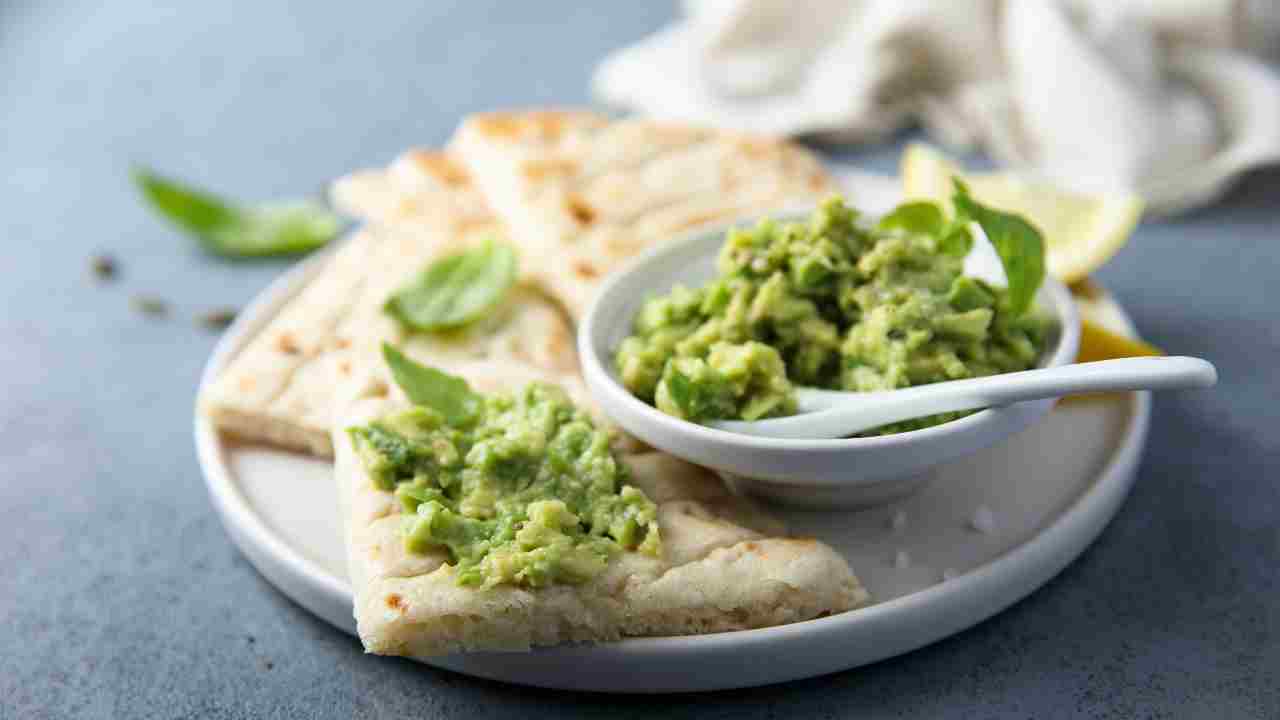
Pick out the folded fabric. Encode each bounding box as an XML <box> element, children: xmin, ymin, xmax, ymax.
<box><xmin>594</xmin><ymin>0</ymin><xmax>1280</xmax><ymax>214</ymax></box>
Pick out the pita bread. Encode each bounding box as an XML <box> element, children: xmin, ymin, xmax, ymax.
<box><xmin>451</xmin><ymin>110</ymin><xmax>834</xmax><ymax>319</ymax></box>
<box><xmin>201</xmin><ymin>153</ymin><xmax>577</xmax><ymax>457</ymax></box>
<box><xmin>329</xmin><ymin>148</ymin><xmax>491</xmax><ymax>232</ymax></box>
<box><xmin>334</xmin><ymin>362</ymin><xmax>866</xmax><ymax>657</ymax></box>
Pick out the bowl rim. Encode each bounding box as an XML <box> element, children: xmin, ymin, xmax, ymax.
<box><xmin>578</xmin><ymin>214</ymin><xmax>1082</xmax><ymax>452</ymax></box>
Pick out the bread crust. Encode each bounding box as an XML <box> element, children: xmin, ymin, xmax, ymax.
<box><xmin>452</xmin><ymin>111</ymin><xmax>834</xmax><ymax>320</ymax></box>
<box><xmin>202</xmin><ymin>152</ymin><xmax>577</xmax><ymax>456</ymax></box>
<box><xmin>334</xmin><ymin>370</ymin><xmax>867</xmax><ymax>658</ymax></box>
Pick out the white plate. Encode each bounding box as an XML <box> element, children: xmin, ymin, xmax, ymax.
<box><xmin>196</xmin><ymin>168</ymin><xmax>1150</xmax><ymax>692</ymax></box>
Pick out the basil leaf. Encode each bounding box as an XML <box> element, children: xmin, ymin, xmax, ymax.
<box><xmin>381</xmin><ymin>344</ymin><xmax>481</xmax><ymax>425</ymax></box>
<box><xmin>952</xmin><ymin>179</ymin><xmax>1046</xmax><ymax>316</ymax></box>
<box><xmin>133</xmin><ymin>167</ymin><xmax>341</xmax><ymax>258</ymax></box>
<box><xmin>877</xmin><ymin>201</ymin><xmax>945</xmax><ymax>237</ymax></box>
<box><xmin>385</xmin><ymin>240</ymin><xmax>517</xmax><ymax>331</ymax></box>
<box><xmin>938</xmin><ymin>224</ymin><xmax>974</xmax><ymax>258</ymax></box>
<box><xmin>880</xmin><ymin>201</ymin><xmax>972</xmax><ymax>257</ymax></box>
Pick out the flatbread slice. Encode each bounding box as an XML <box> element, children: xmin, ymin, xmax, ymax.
<box><xmin>201</xmin><ymin>152</ymin><xmax>577</xmax><ymax>457</ymax></box>
<box><xmin>329</xmin><ymin>148</ymin><xmax>492</xmax><ymax>232</ymax></box>
<box><xmin>334</xmin><ymin>360</ymin><xmax>867</xmax><ymax>657</ymax></box>
<box><xmin>451</xmin><ymin>110</ymin><xmax>834</xmax><ymax>319</ymax></box>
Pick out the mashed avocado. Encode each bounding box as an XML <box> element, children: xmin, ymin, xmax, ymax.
<box><xmin>616</xmin><ymin>192</ymin><xmax>1049</xmax><ymax>433</ymax></box>
<box><xmin>349</xmin><ymin>380</ymin><xmax>660</xmax><ymax>589</ymax></box>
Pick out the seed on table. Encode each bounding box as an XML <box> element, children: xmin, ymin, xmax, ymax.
<box><xmin>131</xmin><ymin>295</ymin><xmax>168</xmax><ymax>318</ymax></box>
<box><xmin>197</xmin><ymin>307</ymin><xmax>237</xmax><ymax>332</ymax></box>
<box><xmin>90</xmin><ymin>254</ymin><xmax>118</xmax><ymax>282</ymax></box>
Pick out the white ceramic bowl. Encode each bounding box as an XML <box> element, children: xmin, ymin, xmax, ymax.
<box><xmin>579</xmin><ymin>217</ymin><xmax>1081</xmax><ymax>508</ymax></box>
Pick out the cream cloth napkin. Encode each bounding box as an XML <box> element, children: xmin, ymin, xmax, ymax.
<box><xmin>594</xmin><ymin>0</ymin><xmax>1280</xmax><ymax>214</ymax></box>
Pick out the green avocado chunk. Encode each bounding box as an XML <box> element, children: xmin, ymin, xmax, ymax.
<box><xmin>615</xmin><ymin>195</ymin><xmax>1050</xmax><ymax>434</ymax></box>
<box><xmin>349</xmin><ymin>380</ymin><xmax>660</xmax><ymax>589</ymax></box>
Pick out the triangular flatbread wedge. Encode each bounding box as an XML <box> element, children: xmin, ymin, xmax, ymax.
<box><xmin>334</xmin><ymin>360</ymin><xmax>866</xmax><ymax>657</ymax></box>
<box><xmin>330</xmin><ymin>148</ymin><xmax>492</xmax><ymax>232</ymax></box>
<box><xmin>201</xmin><ymin>152</ymin><xmax>576</xmax><ymax>457</ymax></box>
<box><xmin>451</xmin><ymin>110</ymin><xmax>834</xmax><ymax>319</ymax></box>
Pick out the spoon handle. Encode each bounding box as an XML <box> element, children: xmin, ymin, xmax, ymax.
<box><xmin>715</xmin><ymin>356</ymin><xmax>1217</xmax><ymax>440</ymax></box>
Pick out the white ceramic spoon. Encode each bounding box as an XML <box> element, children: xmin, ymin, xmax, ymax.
<box><xmin>581</xmin><ymin>215</ymin><xmax>1223</xmax><ymax>506</ymax></box>
<box><xmin>713</xmin><ymin>356</ymin><xmax>1217</xmax><ymax>440</ymax></box>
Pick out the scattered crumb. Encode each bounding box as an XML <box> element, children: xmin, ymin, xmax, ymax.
<box><xmin>889</xmin><ymin>509</ymin><xmax>907</xmax><ymax>533</ymax></box>
<box><xmin>942</xmin><ymin>568</ymin><xmax>959</xmax><ymax>581</ymax></box>
<box><xmin>131</xmin><ymin>295</ymin><xmax>168</xmax><ymax>318</ymax></box>
<box><xmin>90</xmin><ymin>254</ymin><xmax>117</xmax><ymax>282</ymax></box>
<box><xmin>246</xmin><ymin>635</ymin><xmax>256</xmax><ymax>645</ymax></box>
<box><xmin>197</xmin><ymin>307</ymin><xmax>237</xmax><ymax>332</ymax></box>
<box><xmin>262</xmin><ymin>660</ymin><xmax>274</xmax><ymax>671</ymax></box>
<box><xmin>969</xmin><ymin>505</ymin><xmax>997</xmax><ymax>535</ymax></box>
<box><xmin>894</xmin><ymin>549</ymin><xmax>911</xmax><ymax>569</ymax></box>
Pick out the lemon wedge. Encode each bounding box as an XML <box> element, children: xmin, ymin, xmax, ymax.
<box><xmin>1069</xmin><ymin>278</ymin><xmax>1163</xmax><ymax>362</ymax></box>
<box><xmin>1078</xmin><ymin>319</ymin><xmax>1163</xmax><ymax>363</ymax></box>
<box><xmin>901</xmin><ymin>144</ymin><xmax>1145</xmax><ymax>285</ymax></box>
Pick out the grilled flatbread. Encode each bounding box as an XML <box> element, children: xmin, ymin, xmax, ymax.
<box><xmin>330</xmin><ymin>148</ymin><xmax>491</xmax><ymax>231</ymax></box>
<box><xmin>451</xmin><ymin>110</ymin><xmax>833</xmax><ymax>319</ymax></box>
<box><xmin>335</xmin><ymin>360</ymin><xmax>867</xmax><ymax>657</ymax></box>
<box><xmin>201</xmin><ymin>152</ymin><xmax>576</xmax><ymax>457</ymax></box>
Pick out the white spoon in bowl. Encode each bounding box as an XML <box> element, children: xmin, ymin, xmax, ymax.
<box><xmin>580</xmin><ymin>214</ymin><xmax>1221</xmax><ymax>507</ymax></box>
<box><xmin>713</xmin><ymin>356</ymin><xmax>1217</xmax><ymax>439</ymax></box>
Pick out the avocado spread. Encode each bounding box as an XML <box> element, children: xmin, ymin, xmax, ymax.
<box><xmin>350</xmin><ymin>380</ymin><xmax>660</xmax><ymax>589</ymax></box>
<box><xmin>616</xmin><ymin>192</ymin><xmax>1049</xmax><ymax>433</ymax></box>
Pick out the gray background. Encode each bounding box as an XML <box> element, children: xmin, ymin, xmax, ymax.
<box><xmin>2</xmin><ymin>1</ymin><xmax>1275</xmax><ymax>717</ymax></box>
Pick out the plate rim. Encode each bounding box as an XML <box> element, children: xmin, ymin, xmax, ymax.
<box><xmin>195</xmin><ymin>209</ymin><xmax>1151</xmax><ymax>694</ymax></box>
<box><xmin>196</xmin><ymin>243</ymin><xmax>353</xmax><ymax>607</ymax></box>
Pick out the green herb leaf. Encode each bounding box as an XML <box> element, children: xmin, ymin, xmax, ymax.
<box><xmin>665</xmin><ymin>367</ymin><xmax>696</xmax><ymax>417</ymax></box>
<box><xmin>877</xmin><ymin>201</ymin><xmax>945</xmax><ymax>237</ymax></box>
<box><xmin>937</xmin><ymin>224</ymin><xmax>974</xmax><ymax>258</ymax></box>
<box><xmin>381</xmin><ymin>343</ymin><xmax>481</xmax><ymax>425</ymax></box>
<box><xmin>952</xmin><ymin>179</ymin><xmax>1046</xmax><ymax>316</ymax></box>
<box><xmin>385</xmin><ymin>240</ymin><xmax>517</xmax><ymax>332</ymax></box>
<box><xmin>133</xmin><ymin>167</ymin><xmax>341</xmax><ymax>258</ymax></box>
<box><xmin>880</xmin><ymin>200</ymin><xmax>972</xmax><ymax>257</ymax></box>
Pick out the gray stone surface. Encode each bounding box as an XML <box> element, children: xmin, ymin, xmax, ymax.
<box><xmin>1</xmin><ymin>1</ymin><xmax>1275</xmax><ymax>717</ymax></box>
